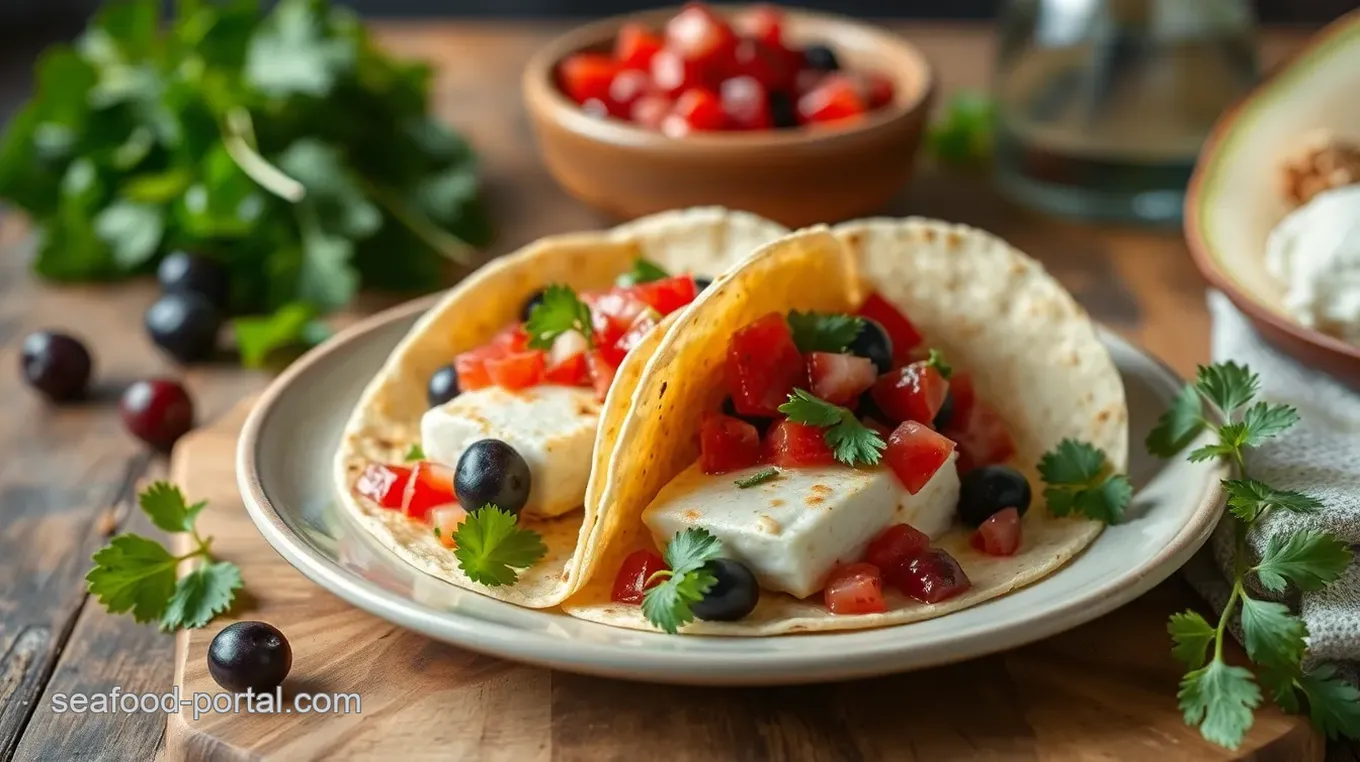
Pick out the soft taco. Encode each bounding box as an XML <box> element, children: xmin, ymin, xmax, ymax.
<box><xmin>562</xmin><ymin>219</ymin><xmax>1128</xmax><ymax>634</ymax></box>
<box><xmin>334</xmin><ymin>208</ymin><xmax>788</xmax><ymax>608</ymax></box>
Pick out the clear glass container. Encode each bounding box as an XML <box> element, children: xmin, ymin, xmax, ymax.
<box><xmin>993</xmin><ymin>0</ymin><xmax>1260</xmax><ymax>225</ymax></box>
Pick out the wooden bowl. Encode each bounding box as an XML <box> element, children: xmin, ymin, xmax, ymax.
<box><xmin>1185</xmin><ymin>10</ymin><xmax>1360</xmax><ymax>380</ymax></box>
<box><xmin>522</xmin><ymin>7</ymin><xmax>936</xmax><ymax>228</ymax></box>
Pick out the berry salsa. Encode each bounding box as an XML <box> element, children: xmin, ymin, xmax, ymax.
<box><xmin>556</xmin><ymin>3</ymin><xmax>896</xmax><ymax>135</ymax></box>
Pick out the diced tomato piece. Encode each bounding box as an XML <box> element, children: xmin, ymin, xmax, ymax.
<box><xmin>615</xmin><ymin>22</ymin><xmax>664</xmax><ymax>70</ymax></box>
<box><xmin>971</xmin><ymin>507</ymin><xmax>1022</xmax><ymax>556</ymax></box>
<box><xmin>356</xmin><ymin>463</ymin><xmax>412</xmax><ymax>509</ymax></box>
<box><xmin>730</xmin><ymin>38</ymin><xmax>796</xmax><ymax>93</ymax></box>
<box><xmin>871</xmin><ymin>360</ymin><xmax>950</xmax><ymax>425</ymax></box>
<box><xmin>485</xmin><ymin>350</ymin><xmax>546</xmax><ymax>390</ymax></box>
<box><xmin>402</xmin><ymin>461</ymin><xmax>456</xmax><ymax>521</ymax></box>
<box><xmin>700</xmin><ymin>412</ymin><xmax>762</xmax><ymax>474</ymax></box>
<box><xmin>719</xmin><ymin>75</ymin><xmax>772</xmax><ymax>130</ymax></box>
<box><xmin>884</xmin><ymin>421</ymin><xmax>956</xmax><ymax>494</ymax></box>
<box><xmin>738</xmin><ymin>4</ymin><xmax>785</xmax><ymax>48</ymax></box>
<box><xmin>944</xmin><ymin>400</ymin><xmax>1016</xmax><ymax>472</ymax></box>
<box><xmin>862</xmin><ymin>71</ymin><xmax>895</xmax><ymax>108</ymax></box>
<box><xmin>608</xmin><ymin>68</ymin><xmax>654</xmax><ymax>116</ymax></box>
<box><xmin>665</xmin><ymin>3</ymin><xmax>738</xmax><ymax>68</ymax></box>
<box><xmin>765</xmin><ymin>419</ymin><xmax>835</xmax><ymax>468</ymax></box>
<box><xmin>797</xmin><ymin>73</ymin><xmax>866</xmax><ymax>124</ymax></box>
<box><xmin>649</xmin><ymin>46</ymin><xmax>703</xmax><ymax>96</ymax></box>
<box><xmin>885</xmin><ymin>549</ymin><xmax>971</xmax><ymax>604</ymax></box>
<box><xmin>545</xmin><ymin>351</ymin><xmax>591</xmax><ymax>386</ymax></box>
<box><xmin>614</xmin><ymin>309</ymin><xmax>659</xmax><ymax>359</ymax></box>
<box><xmin>823</xmin><ymin>563</ymin><xmax>885</xmax><ymax>615</ymax></box>
<box><xmin>624</xmin><ymin>275</ymin><xmax>698</xmax><ymax>316</ymax></box>
<box><xmin>453</xmin><ymin>344</ymin><xmax>501</xmax><ymax>391</ymax></box>
<box><xmin>586</xmin><ymin>350</ymin><xmax>617</xmax><ymax>401</ymax></box>
<box><xmin>491</xmin><ymin>324</ymin><xmax>530</xmax><ymax>352</ymax></box>
<box><xmin>559</xmin><ymin>52</ymin><xmax>622</xmax><ymax>105</ymax></box>
<box><xmin>591</xmin><ymin>291</ymin><xmax>649</xmax><ymax>349</ymax></box>
<box><xmin>726</xmin><ymin>313</ymin><xmax>807</xmax><ymax>416</ymax></box>
<box><xmin>864</xmin><ymin>523</ymin><xmax>930</xmax><ymax>569</ymax></box>
<box><xmin>662</xmin><ymin>88</ymin><xmax>727</xmax><ymax>136</ymax></box>
<box><xmin>948</xmin><ymin>371</ymin><xmax>977</xmax><ymax>422</ymax></box>
<box><xmin>431</xmin><ymin>504</ymin><xmax>468</xmax><ymax>548</ymax></box>
<box><xmin>611</xmin><ymin>549</ymin><xmax>668</xmax><ymax>604</ymax></box>
<box><xmin>807</xmin><ymin>352</ymin><xmax>877</xmax><ymax>406</ymax></box>
<box><xmin>631</xmin><ymin>93</ymin><xmax>673</xmax><ymax>129</ymax></box>
<box><xmin>857</xmin><ymin>292</ymin><xmax>922</xmax><ymax>361</ymax></box>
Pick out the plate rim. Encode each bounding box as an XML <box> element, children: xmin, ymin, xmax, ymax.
<box><xmin>237</xmin><ymin>296</ymin><xmax>1227</xmax><ymax>685</ymax></box>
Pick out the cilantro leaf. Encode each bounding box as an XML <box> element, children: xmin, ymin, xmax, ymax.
<box><xmin>1298</xmin><ymin>664</ymin><xmax>1360</xmax><ymax>740</ymax></box>
<box><xmin>786</xmin><ymin>311</ymin><xmax>864</xmax><ymax>354</ymax></box>
<box><xmin>160</xmin><ymin>561</ymin><xmax>243</xmax><ymax>631</ymax></box>
<box><xmin>1254</xmin><ymin>530</ymin><xmax>1353</xmax><ymax>593</ymax></box>
<box><xmin>778</xmin><ymin>389</ymin><xmax>885</xmax><ymax>467</ymax></box>
<box><xmin>735</xmin><ymin>468</ymin><xmax>780</xmax><ymax>489</ymax></box>
<box><xmin>1168</xmin><ymin>610</ymin><xmax>1215</xmax><ymax>670</ymax></box>
<box><xmin>1223</xmin><ymin>479</ymin><xmax>1321</xmax><ymax>522</ymax></box>
<box><xmin>924</xmin><ymin>348</ymin><xmax>952</xmax><ymax>379</ymax></box>
<box><xmin>1038</xmin><ymin>439</ymin><xmax>1131</xmax><ymax>524</ymax></box>
<box><xmin>1188</xmin><ymin>422</ymin><xmax>1249</xmax><ymax>463</ymax></box>
<box><xmin>405</xmin><ymin>443</ymin><xmax>425</xmax><ymax>462</ymax></box>
<box><xmin>641</xmin><ymin>564</ymin><xmax>717</xmax><ymax>635</ymax></box>
<box><xmin>1258</xmin><ymin>665</ymin><xmax>1302</xmax><ymax>713</ymax></box>
<box><xmin>616</xmin><ymin>258</ymin><xmax>669</xmax><ymax>287</ymax></box>
<box><xmin>1179</xmin><ymin>660</ymin><xmax>1261</xmax><ymax>750</ymax></box>
<box><xmin>662</xmin><ymin>527</ymin><xmax>723</xmax><ymax>575</ymax></box>
<box><xmin>233</xmin><ymin>303</ymin><xmax>324</xmax><ymax>369</ymax></box>
<box><xmin>1196</xmin><ymin>362</ymin><xmax>1259</xmax><ymax>414</ymax></box>
<box><xmin>1238</xmin><ymin>596</ymin><xmax>1307</xmax><ymax>670</ymax></box>
<box><xmin>1038</xmin><ymin>439</ymin><xmax>1105</xmax><ymax>484</ymax></box>
<box><xmin>525</xmin><ymin>284</ymin><xmax>593</xmax><ymax>350</ymax></box>
<box><xmin>1147</xmin><ymin>383</ymin><xmax>1204</xmax><ymax>457</ymax></box>
<box><xmin>451</xmin><ymin>506</ymin><xmax>548</xmax><ymax>586</ymax></box>
<box><xmin>86</xmin><ymin>535</ymin><xmax>179</xmax><ymax>624</ymax></box>
<box><xmin>1240</xmin><ymin>402</ymin><xmax>1299</xmax><ymax>447</ymax></box>
<box><xmin>139</xmin><ymin>481</ymin><xmax>206</xmax><ymax>534</ymax></box>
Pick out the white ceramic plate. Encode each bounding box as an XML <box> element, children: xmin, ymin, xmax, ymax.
<box><xmin>239</xmin><ymin>297</ymin><xmax>1227</xmax><ymax>686</ymax></box>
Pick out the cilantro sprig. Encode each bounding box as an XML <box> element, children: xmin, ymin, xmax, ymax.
<box><xmin>1038</xmin><ymin>439</ymin><xmax>1132</xmax><ymax>524</ymax></box>
<box><xmin>451</xmin><ymin>506</ymin><xmax>548</xmax><ymax>586</ymax></box>
<box><xmin>786</xmin><ymin>311</ymin><xmax>865</xmax><ymax>354</ymax></box>
<box><xmin>734</xmin><ymin>468</ymin><xmax>780</xmax><ymax>489</ymax></box>
<box><xmin>616</xmin><ymin>258</ymin><xmax>669</xmax><ymax>287</ymax></box>
<box><xmin>86</xmin><ymin>482</ymin><xmax>243</xmax><ymax>631</ymax></box>
<box><xmin>404</xmin><ymin>443</ymin><xmax>425</xmax><ymax>462</ymax></box>
<box><xmin>525</xmin><ymin>284</ymin><xmax>594</xmax><ymax>350</ymax></box>
<box><xmin>778</xmin><ymin>389</ymin><xmax>886</xmax><ymax>467</ymax></box>
<box><xmin>1149</xmin><ymin>361</ymin><xmax>1357</xmax><ymax>748</ymax></box>
<box><xmin>641</xmin><ymin>528</ymin><xmax>724</xmax><ymax>633</ymax></box>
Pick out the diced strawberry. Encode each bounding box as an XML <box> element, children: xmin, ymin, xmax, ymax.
<box><xmin>608</xmin><ymin>68</ymin><xmax>654</xmax><ymax>116</ymax></box>
<box><xmin>611</xmin><ymin>549</ymin><xmax>668</xmax><ymax>604</ymax></box>
<box><xmin>885</xmin><ymin>549</ymin><xmax>971</xmax><ymax>604</ymax></box>
<box><xmin>738</xmin><ymin>4</ymin><xmax>785</xmax><ymax>48</ymax></box>
<box><xmin>453</xmin><ymin>344</ymin><xmax>500</xmax><ymax>391</ymax></box>
<box><xmin>863</xmin><ymin>523</ymin><xmax>930</xmax><ymax>570</ymax></box>
<box><xmin>823</xmin><ymin>563</ymin><xmax>885</xmax><ymax>615</ymax></box>
<box><xmin>631</xmin><ymin>93</ymin><xmax>673</xmax><ymax>129</ymax></box>
<box><xmin>884</xmin><ymin>421</ymin><xmax>956</xmax><ymax>494</ymax></box>
<box><xmin>971</xmin><ymin>507</ymin><xmax>1022</xmax><ymax>556</ymax></box>
<box><xmin>944</xmin><ymin>400</ymin><xmax>1015</xmax><ymax>472</ymax></box>
<box><xmin>485</xmin><ymin>350</ymin><xmax>546</xmax><ymax>390</ymax></box>
<box><xmin>807</xmin><ymin>352</ymin><xmax>876</xmax><ymax>406</ymax></box>
<box><xmin>650</xmin><ymin>46</ymin><xmax>703</xmax><ymax>96</ymax></box>
<box><xmin>719</xmin><ymin>75</ymin><xmax>772</xmax><ymax>130</ymax></box>
<box><xmin>402</xmin><ymin>461</ymin><xmax>456</xmax><ymax>521</ymax></box>
<box><xmin>545</xmin><ymin>351</ymin><xmax>591</xmax><ymax>386</ymax></box>
<box><xmin>665</xmin><ymin>3</ymin><xmax>738</xmax><ymax>69</ymax></box>
<box><xmin>700</xmin><ymin>412</ymin><xmax>762</xmax><ymax>474</ymax></box>
<box><xmin>726</xmin><ymin>312</ymin><xmax>807</xmax><ymax>416</ymax></box>
<box><xmin>765</xmin><ymin>419</ymin><xmax>835</xmax><ymax>467</ymax></box>
<box><xmin>559</xmin><ymin>52</ymin><xmax>622</xmax><ymax>104</ymax></box>
<box><xmin>356</xmin><ymin>463</ymin><xmax>412</xmax><ymax>509</ymax></box>
<box><xmin>797</xmin><ymin>73</ymin><xmax>867</xmax><ymax>124</ymax></box>
<box><xmin>615</xmin><ymin>22</ymin><xmax>664</xmax><ymax>70</ymax></box>
<box><xmin>730</xmin><ymin>38</ymin><xmax>796</xmax><ymax>93</ymax></box>
<box><xmin>871</xmin><ymin>360</ymin><xmax>950</xmax><ymax>425</ymax></box>
<box><xmin>586</xmin><ymin>350</ymin><xmax>617</xmax><ymax>401</ymax></box>
<box><xmin>432</xmin><ymin>503</ymin><xmax>468</xmax><ymax>548</ymax></box>
<box><xmin>662</xmin><ymin>88</ymin><xmax>727</xmax><ymax>136</ymax></box>
<box><xmin>624</xmin><ymin>275</ymin><xmax>698</xmax><ymax>316</ymax></box>
<box><xmin>857</xmin><ymin>292</ymin><xmax>922</xmax><ymax>361</ymax></box>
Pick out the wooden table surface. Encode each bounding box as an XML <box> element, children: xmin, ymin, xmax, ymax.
<box><xmin>0</xmin><ymin>20</ymin><xmax>1320</xmax><ymax>762</ymax></box>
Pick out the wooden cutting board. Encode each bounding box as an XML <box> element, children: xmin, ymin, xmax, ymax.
<box><xmin>164</xmin><ymin>399</ymin><xmax>1321</xmax><ymax>761</ymax></box>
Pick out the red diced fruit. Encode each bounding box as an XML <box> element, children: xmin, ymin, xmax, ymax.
<box><xmin>613</xmin><ymin>310</ymin><xmax>659</xmax><ymax>359</ymax></box>
<box><xmin>944</xmin><ymin>400</ymin><xmax>1016</xmax><ymax>472</ymax></box>
<box><xmin>872</xmin><ymin>360</ymin><xmax>950</xmax><ymax>425</ymax></box>
<box><xmin>616</xmin><ymin>22</ymin><xmax>664</xmax><ymax>70</ymax></box>
<box><xmin>432</xmin><ymin>504</ymin><xmax>468</xmax><ymax>548</ymax></box>
<box><xmin>971</xmin><ymin>507</ymin><xmax>1022</xmax><ymax>557</ymax></box>
<box><xmin>665</xmin><ymin>3</ymin><xmax>737</xmax><ymax>67</ymax></box>
<box><xmin>649</xmin><ymin>47</ymin><xmax>702</xmax><ymax>96</ymax></box>
<box><xmin>857</xmin><ymin>293</ymin><xmax>922</xmax><ymax>361</ymax></box>
<box><xmin>559</xmin><ymin>53</ymin><xmax>621</xmax><ymax>104</ymax></box>
<box><xmin>626</xmin><ymin>275</ymin><xmax>698</xmax><ymax>316</ymax></box>
<box><xmin>591</xmin><ymin>291</ymin><xmax>649</xmax><ymax>347</ymax></box>
<box><xmin>587</xmin><ymin>350</ymin><xmax>617</xmax><ymax>401</ymax></box>
<box><xmin>739</xmin><ymin>4</ymin><xmax>785</xmax><ymax>48</ymax></box>
<box><xmin>885</xmin><ymin>421</ymin><xmax>956</xmax><ymax>494</ymax></box>
<box><xmin>807</xmin><ymin>352</ymin><xmax>877</xmax><ymax>406</ymax></box>
<box><xmin>402</xmin><ymin>461</ymin><xmax>457</xmax><ymax>521</ymax></box>
<box><xmin>948</xmin><ymin>371</ymin><xmax>977</xmax><ymax>421</ymax></box>
<box><xmin>798</xmin><ymin>74</ymin><xmax>867</xmax><ymax>124</ymax></box>
<box><xmin>663</xmin><ymin>88</ymin><xmax>727</xmax><ymax>136</ymax></box>
<box><xmin>609</xmin><ymin>69</ymin><xmax>654</xmax><ymax>115</ymax></box>
<box><xmin>485</xmin><ymin>350</ymin><xmax>546</xmax><ymax>390</ymax></box>
<box><xmin>824</xmin><ymin>563</ymin><xmax>886</xmax><ymax>615</ymax></box>
<box><xmin>886</xmin><ymin>549</ymin><xmax>971</xmax><ymax>603</ymax></box>
<box><xmin>453</xmin><ymin>345</ymin><xmax>497</xmax><ymax>391</ymax></box>
<box><xmin>765</xmin><ymin>419</ymin><xmax>835</xmax><ymax>468</ymax></box>
<box><xmin>726</xmin><ymin>312</ymin><xmax>807</xmax><ymax>416</ymax></box>
<box><xmin>700</xmin><ymin>412</ymin><xmax>762</xmax><ymax>474</ymax></box>
<box><xmin>720</xmin><ymin>76</ymin><xmax>772</xmax><ymax>130</ymax></box>
<box><xmin>863</xmin><ymin>417</ymin><xmax>892</xmax><ymax>438</ymax></box>
<box><xmin>545</xmin><ymin>351</ymin><xmax>590</xmax><ymax>386</ymax></box>
<box><xmin>864</xmin><ymin>523</ymin><xmax>930</xmax><ymax>570</ymax></box>
<box><xmin>356</xmin><ymin>463</ymin><xmax>412</xmax><ymax>509</ymax></box>
<box><xmin>631</xmin><ymin>94</ymin><xmax>673</xmax><ymax>129</ymax></box>
<box><xmin>731</xmin><ymin>38</ymin><xmax>796</xmax><ymax>93</ymax></box>
<box><xmin>491</xmin><ymin>324</ymin><xmax>530</xmax><ymax>352</ymax></box>
<box><xmin>611</xmin><ymin>549</ymin><xmax>668</xmax><ymax>604</ymax></box>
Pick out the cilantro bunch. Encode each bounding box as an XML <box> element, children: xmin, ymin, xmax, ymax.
<box><xmin>1147</xmin><ymin>362</ymin><xmax>1358</xmax><ymax>748</ymax></box>
<box><xmin>0</xmin><ymin>0</ymin><xmax>491</xmax><ymax>365</ymax></box>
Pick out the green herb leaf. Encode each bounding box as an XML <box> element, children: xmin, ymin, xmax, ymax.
<box><xmin>926</xmin><ymin>91</ymin><xmax>994</xmax><ymax>165</ymax></box>
<box><xmin>94</xmin><ymin>200</ymin><xmax>163</xmax><ymax>269</ymax></box>
<box><xmin>778</xmin><ymin>388</ymin><xmax>885</xmax><ymax>467</ymax></box>
<box><xmin>662</xmin><ymin>527</ymin><xmax>724</xmax><ymax>575</ymax></box>
<box><xmin>1196</xmin><ymin>362</ymin><xmax>1259</xmax><ymax>415</ymax></box>
<box><xmin>1178</xmin><ymin>660</ymin><xmax>1261</xmax><ymax>750</ymax></box>
<box><xmin>641</xmin><ymin>528</ymin><xmax>724</xmax><ymax>633</ymax></box>
<box><xmin>734</xmin><ymin>468</ymin><xmax>780</xmax><ymax>489</ymax></box>
<box><xmin>1147</xmin><ymin>382</ymin><xmax>1204</xmax><ymax>457</ymax></box>
<box><xmin>924</xmin><ymin>349</ymin><xmax>952</xmax><ymax>379</ymax></box>
<box><xmin>1168</xmin><ymin>610</ymin><xmax>1215</xmax><ymax>670</ymax></box>
<box><xmin>451</xmin><ymin>506</ymin><xmax>548</xmax><ymax>586</ymax></box>
<box><xmin>233</xmin><ymin>303</ymin><xmax>322</xmax><ymax>368</ymax></box>
<box><xmin>1188</xmin><ymin>422</ymin><xmax>1249</xmax><ymax>463</ymax></box>
<box><xmin>244</xmin><ymin>0</ymin><xmax>356</xmax><ymax>98</ymax></box>
<box><xmin>617</xmin><ymin>258</ymin><xmax>669</xmax><ymax>287</ymax></box>
<box><xmin>1038</xmin><ymin>439</ymin><xmax>1131</xmax><ymax>524</ymax></box>
<box><xmin>1254</xmin><ymin>530</ymin><xmax>1353</xmax><ymax>593</ymax></box>
<box><xmin>786</xmin><ymin>311</ymin><xmax>864</xmax><ymax>354</ymax></box>
<box><xmin>1258</xmin><ymin>665</ymin><xmax>1302</xmax><ymax>714</ymax></box>
<box><xmin>159</xmin><ymin>560</ymin><xmax>243</xmax><ymax>631</ymax></box>
<box><xmin>1298</xmin><ymin>664</ymin><xmax>1360</xmax><ymax>740</ymax></box>
<box><xmin>1240</xmin><ymin>402</ymin><xmax>1300</xmax><ymax>447</ymax></box>
<box><xmin>1223</xmin><ymin>479</ymin><xmax>1321</xmax><ymax>522</ymax></box>
<box><xmin>405</xmin><ymin>443</ymin><xmax>425</xmax><ymax>462</ymax></box>
<box><xmin>1239</xmin><ymin>596</ymin><xmax>1307</xmax><ymax>671</ymax></box>
<box><xmin>86</xmin><ymin>535</ymin><xmax>179</xmax><ymax>624</ymax></box>
<box><xmin>525</xmin><ymin>284</ymin><xmax>593</xmax><ymax>351</ymax></box>
<box><xmin>139</xmin><ymin>481</ymin><xmax>207</xmax><ymax>534</ymax></box>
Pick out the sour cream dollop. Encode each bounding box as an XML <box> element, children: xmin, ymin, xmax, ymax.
<box><xmin>1266</xmin><ymin>183</ymin><xmax>1360</xmax><ymax>344</ymax></box>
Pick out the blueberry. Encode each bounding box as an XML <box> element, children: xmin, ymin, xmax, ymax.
<box><xmin>208</xmin><ymin>621</ymin><xmax>292</xmax><ymax>693</ymax></box>
<box><xmin>520</xmin><ymin>289</ymin><xmax>547</xmax><ymax>322</ymax></box>
<box><xmin>803</xmin><ymin>44</ymin><xmax>840</xmax><ymax>72</ymax></box>
<box><xmin>933</xmin><ymin>391</ymin><xmax>955</xmax><ymax>430</ymax></box>
<box><xmin>20</xmin><ymin>331</ymin><xmax>92</xmax><ymax>402</ymax></box>
<box><xmin>427</xmin><ymin>364</ymin><xmax>460</xmax><ymax>407</ymax></box>
<box><xmin>957</xmin><ymin>465</ymin><xmax>1032</xmax><ymax>527</ymax></box>
<box><xmin>145</xmin><ymin>291</ymin><xmax>222</xmax><ymax>363</ymax></box>
<box><xmin>455</xmin><ymin>439</ymin><xmax>532</xmax><ymax>515</ymax></box>
<box><xmin>722</xmin><ymin>396</ymin><xmax>772</xmax><ymax>436</ymax></box>
<box><xmin>157</xmin><ymin>251</ymin><xmax>230</xmax><ymax>310</ymax></box>
<box><xmin>692</xmin><ymin>558</ymin><xmax>759</xmax><ymax>622</ymax></box>
<box><xmin>769</xmin><ymin>91</ymin><xmax>798</xmax><ymax>128</ymax></box>
<box><xmin>694</xmin><ymin>276</ymin><xmax>713</xmax><ymax>292</ymax></box>
<box><xmin>848</xmin><ymin>318</ymin><xmax>893</xmax><ymax>374</ymax></box>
